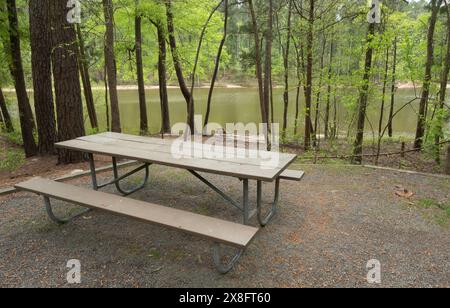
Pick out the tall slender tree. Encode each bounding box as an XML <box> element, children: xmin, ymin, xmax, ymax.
<box><xmin>388</xmin><ymin>37</ymin><xmax>398</xmax><ymax>138</ymax></box>
<box><xmin>50</xmin><ymin>0</ymin><xmax>86</xmax><ymax>163</ymax></box>
<box><xmin>76</xmin><ymin>24</ymin><xmax>98</xmax><ymax>130</ymax></box>
<box><xmin>166</xmin><ymin>0</ymin><xmax>194</xmax><ymax>133</ymax></box>
<box><xmin>414</xmin><ymin>0</ymin><xmax>443</xmax><ymax>149</ymax></box>
<box><xmin>135</xmin><ymin>3</ymin><xmax>148</xmax><ymax>135</ymax></box>
<box><xmin>6</xmin><ymin>0</ymin><xmax>37</xmax><ymax>157</ymax></box>
<box><xmin>103</xmin><ymin>0</ymin><xmax>121</xmax><ymax>133</ymax></box>
<box><xmin>353</xmin><ymin>22</ymin><xmax>376</xmax><ymax>164</ymax></box>
<box><xmin>263</xmin><ymin>0</ymin><xmax>274</xmax><ymax>138</ymax></box>
<box><xmin>29</xmin><ymin>0</ymin><xmax>57</xmax><ymax>155</ymax></box>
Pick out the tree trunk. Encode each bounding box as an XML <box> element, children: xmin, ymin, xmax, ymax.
<box><xmin>324</xmin><ymin>35</ymin><xmax>334</xmax><ymax>140</ymax></box>
<box><xmin>0</xmin><ymin>87</ymin><xmax>14</xmax><ymax>132</ymax></box>
<box><xmin>103</xmin><ymin>0</ymin><xmax>121</xmax><ymax>133</ymax></box>
<box><xmin>204</xmin><ymin>0</ymin><xmax>229</xmax><ymax>129</ymax></box>
<box><xmin>376</xmin><ymin>46</ymin><xmax>391</xmax><ymax>164</ymax></box>
<box><xmin>166</xmin><ymin>0</ymin><xmax>194</xmax><ymax>133</ymax></box>
<box><xmin>248</xmin><ymin>0</ymin><xmax>267</xmax><ymax>125</ymax></box>
<box><xmin>352</xmin><ymin>22</ymin><xmax>376</xmax><ymax>164</ymax></box>
<box><xmin>29</xmin><ymin>0</ymin><xmax>57</xmax><ymax>155</ymax></box>
<box><xmin>388</xmin><ymin>37</ymin><xmax>398</xmax><ymax>138</ymax></box>
<box><xmin>135</xmin><ymin>12</ymin><xmax>148</xmax><ymax>135</ymax></box>
<box><xmin>314</xmin><ymin>33</ymin><xmax>327</xmax><ymax>146</ymax></box>
<box><xmin>76</xmin><ymin>24</ymin><xmax>98</xmax><ymax>130</ymax></box>
<box><xmin>152</xmin><ymin>21</ymin><xmax>171</xmax><ymax>135</ymax></box>
<box><xmin>304</xmin><ymin>0</ymin><xmax>315</xmax><ymax>150</ymax></box>
<box><xmin>281</xmin><ymin>0</ymin><xmax>293</xmax><ymax>140</ymax></box>
<box><xmin>7</xmin><ymin>0</ymin><xmax>37</xmax><ymax>157</ymax></box>
<box><xmin>50</xmin><ymin>0</ymin><xmax>86</xmax><ymax>163</ymax></box>
<box><xmin>435</xmin><ymin>2</ymin><xmax>450</xmax><ymax>163</ymax></box>
<box><xmin>415</xmin><ymin>0</ymin><xmax>442</xmax><ymax>149</ymax></box>
<box><xmin>263</xmin><ymin>0</ymin><xmax>273</xmax><ymax>138</ymax></box>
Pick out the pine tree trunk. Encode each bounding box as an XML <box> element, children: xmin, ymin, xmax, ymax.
<box><xmin>29</xmin><ymin>0</ymin><xmax>57</xmax><ymax>155</ymax></box>
<box><xmin>6</xmin><ymin>0</ymin><xmax>37</xmax><ymax>157</ymax></box>
<box><xmin>415</xmin><ymin>0</ymin><xmax>442</xmax><ymax>149</ymax></box>
<box><xmin>50</xmin><ymin>0</ymin><xmax>86</xmax><ymax>163</ymax></box>
<box><xmin>353</xmin><ymin>22</ymin><xmax>375</xmax><ymax>164</ymax></box>
<box><xmin>0</xmin><ymin>87</ymin><xmax>14</xmax><ymax>132</ymax></box>
<box><xmin>103</xmin><ymin>0</ymin><xmax>121</xmax><ymax>133</ymax></box>
<box><xmin>263</xmin><ymin>0</ymin><xmax>273</xmax><ymax>138</ymax></box>
<box><xmin>135</xmin><ymin>13</ymin><xmax>148</xmax><ymax>135</ymax></box>
<box><xmin>76</xmin><ymin>24</ymin><xmax>98</xmax><ymax>130</ymax></box>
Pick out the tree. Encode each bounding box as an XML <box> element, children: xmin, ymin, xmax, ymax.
<box><xmin>435</xmin><ymin>0</ymin><xmax>450</xmax><ymax>163</ymax></box>
<box><xmin>0</xmin><ymin>87</ymin><xmax>13</xmax><ymax>132</ymax></box>
<box><xmin>166</xmin><ymin>0</ymin><xmax>194</xmax><ymax>133</ymax></box>
<box><xmin>135</xmin><ymin>3</ymin><xmax>148</xmax><ymax>135</ymax></box>
<box><xmin>50</xmin><ymin>0</ymin><xmax>86</xmax><ymax>163</ymax></box>
<box><xmin>29</xmin><ymin>0</ymin><xmax>57</xmax><ymax>155</ymax></box>
<box><xmin>103</xmin><ymin>0</ymin><xmax>121</xmax><ymax>133</ymax></box>
<box><xmin>6</xmin><ymin>0</ymin><xmax>37</xmax><ymax>157</ymax></box>
<box><xmin>388</xmin><ymin>37</ymin><xmax>398</xmax><ymax>138</ymax></box>
<box><xmin>414</xmin><ymin>0</ymin><xmax>443</xmax><ymax>149</ymax></box>
<box><xmin>304</xmin><ymin>0</ymin><xmax>315</xmax><ymax>150</ymax></box>
<box><xmin>76</xmin><ymin>24</ymin><xmax>98</xmax><ymax>131</ymax></box>
<box><xmin>352</xmin><ymin>22</ymin><xmax>376</xmax><ymax>164</ymax></box>
<box><xmin>204</xmin><ymin>0</ymin><xmax>229</xmax><ymax>129</ymax></box>
<box><xmin>263</xmin><ymin>0</ymin><xmax>274</xmax><ymax>139</ymax></box>
<box><xmin>281</xmin><ymin>0</ymin><xmax>293</xmax><ymax>141</ymax></box>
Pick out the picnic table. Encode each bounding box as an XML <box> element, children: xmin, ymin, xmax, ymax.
<box><xmin>15</xmin><ymin>132</ymin><xmax>304</xmax><ymax>273</ymax></box>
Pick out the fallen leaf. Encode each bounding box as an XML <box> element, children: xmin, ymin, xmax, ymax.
<box><xmin>395</xmin><ymin>189</ymin><xmax>414</xmax><ymax>198</ymax></box>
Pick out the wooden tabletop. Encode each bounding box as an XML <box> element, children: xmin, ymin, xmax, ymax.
<box><xmin>55</xmin><ymin>132</ymin><xmax>297</xmax><ymax>182</ymax></box>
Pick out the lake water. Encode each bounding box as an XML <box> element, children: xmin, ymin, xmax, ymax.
<box><xmin>4</xmin><ymin>87</ymin><xmax>437</xmax><ymax>137</ymax></box>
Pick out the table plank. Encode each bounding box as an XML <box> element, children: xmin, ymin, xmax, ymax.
<box><xmin>77</xmin><ymin>134</ymin><xmax>295</xmax><ymax>169</ymax></box>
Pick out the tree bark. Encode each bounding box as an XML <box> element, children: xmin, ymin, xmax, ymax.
<box><xmin>388</xmin><ymin>37</ymin><xmax>398</xmax><ymax>138</ymax></box>
<box><xmin>76</xmin><ymin>24</ymin><xmax>98</xmax><ymax>130</ymax></box>
<box><xmin>135</xmin><ymin>12</ymin><xmax>148</xmax><ymax>135</ymax></box>
<box><xmin>204</xmin><ymin>0</ymin><xmax>229</xmax><ymax>129</ymax></box>
<box><xmin>352</xmin><ymin>22</ymin><xmax>376</xmax><ymax>164</ymax></box>
<box><xmin>0</xmin><ymin>87</ymin><xmax>14</xmax><ymax>132</ymax></box>
<box><xmin>281</xmin><ymin>0</ymin><xmax>293</xmax><ymax>140</ymax></box>
<box><xmin>304</xmin><ymin>0</ymin><xmax>315</xmax><ymax>150</ymax></box>
<box><xmin>151</xmin><ymin>21</ymin><xmax>171</xmax><ymax>134</ymax></box>
<box><xmin>29</xmin><ymin>0</ymin><xmax>57</xmax><ymax>155</ymax></box>
<box><xmin>324</xmin><ymin>35</ymin><xmax>334</xmax><ymax>140</ymax></box>
<box><xmin>414</xmin><ymin>0</ymin><xmax>442</xmax><ymax>149</ymax></box>
<box><xmin>263</xmin><ymin>0</ymin><xmax>273</xmax><ymax>137</ymax></box>
<box><xmin>103</xmin><ymin>0</ymin><xmax>121</xmax><ymax>133</ymax></box>
<box><xmin>435</xmin><ymin>2</ymin><xmax>450</xmax><ymax>163</ymax></box>
<box><xmin>314</xmin><ymin>33</ymin><xmax>327</xmax><ymax>146</ymax></box>
<box><xmin>248</xmin><ymin>0</ymin><xmax>267</xmax><ymax>125</ymax></box>
<box><xmin>50</xmin><ymin>0</ymin><xmax>86</xmax><ymax>163</ymax></box>
<box><xmin>6</xmin><ymin>0</ymin><xmax>37</xmax><ymax>157</ymax></box>
<box><xmin>166</xmin><ymin>0</ymin><xmax>194</xmax><ymax>133</ymax></box>
<box><xmin>376</xmin><ymin>46</ymin><xmax>391</xmax><ymax>165</ymax></box>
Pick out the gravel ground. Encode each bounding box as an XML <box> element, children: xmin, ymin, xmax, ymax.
<box><xmin>0</xmin><ymin>164</ymin><xmax>449</xmax><ymax>288</ymax></box>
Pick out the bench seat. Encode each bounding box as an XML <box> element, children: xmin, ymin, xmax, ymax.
<box><xmin>280</xmin><ymin>170</ymin><xmax>305</xmax><ymax>181</ymax></box>
<box><xmin>14</xmin><ymin>178</ymin><xmax>259</xmax><ymax>250</ymax></box>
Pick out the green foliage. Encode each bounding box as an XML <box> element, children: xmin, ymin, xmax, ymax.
<box><xmin>0</xmin><ymin>147</ymin><xmax>25</xmax><ymax>172</ymax></box>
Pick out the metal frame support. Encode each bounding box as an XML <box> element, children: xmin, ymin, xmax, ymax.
<box><xmin>257</xmin><ymin>178</ymin><xmax>280</xmax><ymax>227</ymax></box>
<box><xmin>88</xmin><ymin>153</ymin><xmax>150</xmax><ymax>196</ymax></box>
<box><xmin>44</xmin><ymin>196</ymin><xmax>91</xmax><ymax>225</ymax></box>
<box><xmin>212</xmin><ymin>243</ymin><xmax>244</xmax><ymax>274</ymax></box>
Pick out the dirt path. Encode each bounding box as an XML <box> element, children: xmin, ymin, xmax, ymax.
<box><xmin>0</xmin><ymin>165</ymin><xmax>448</xmax><ymax>287</ymax></box>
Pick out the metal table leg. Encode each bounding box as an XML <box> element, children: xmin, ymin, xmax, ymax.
<box><xmin>256</xmin><ymin>178</ymin><xmax>280</xmax><ymax>227</ymax></box>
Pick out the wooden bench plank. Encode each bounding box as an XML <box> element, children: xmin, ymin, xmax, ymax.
<box><xmin>14</xmin><ymin>178</ymin><xmax>259</xmax><ymax>249</ymax></box>
<box><xmin>280</xmin><ymin>170</ymin><xmax>305</xmax><ymax>181</ymax></box>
